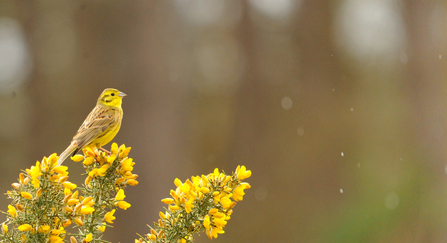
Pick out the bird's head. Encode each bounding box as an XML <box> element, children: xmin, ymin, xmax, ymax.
<box><xmin>97</xmin><ymin>88</ymin><xmax>127</xmax><ymax>107</ymax></box>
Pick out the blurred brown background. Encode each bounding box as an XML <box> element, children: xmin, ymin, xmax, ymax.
<box><xmin>1</xmin><ymin>0</ymin><xmax>447</xmax><ymax>242</ymax></box>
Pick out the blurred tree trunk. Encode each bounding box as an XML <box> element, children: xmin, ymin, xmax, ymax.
<box><xmin>404</xmin><ymin>0</ymin><xmax>445</xmax><ymax>241</ymax></box>
<box><xmin>231</xmin><ymin>0</ymin><xmax>340</xmax><ymax>242</ymax></box>
<box><xmin>405</xmin><ymin>0</ymin><xmax>447</xmax><ymax>170</ymax></box>
<box><xmin>25</xmin><ymin>2</ymin><xmax>87</xmax><ymax>165</ymax></box>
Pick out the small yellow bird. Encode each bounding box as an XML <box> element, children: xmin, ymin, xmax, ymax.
<box><xmin>57</xmin><ymin>88</ymin><xmax>126</xmax><ymax>165</ymax></box>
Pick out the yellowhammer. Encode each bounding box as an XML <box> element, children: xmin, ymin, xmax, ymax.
<box><xmin>57</xmin><ymin>88</ymin><xmax>126</xmax><ymax>165</ymax></box>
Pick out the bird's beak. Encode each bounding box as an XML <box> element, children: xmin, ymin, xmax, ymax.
<box><xmin>118</xmin><ymin>91</ymin><xmax>127</xmax><ymax>97</ymax></box>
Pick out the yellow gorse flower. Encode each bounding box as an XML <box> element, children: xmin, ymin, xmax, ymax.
<box><xmin>232</xmin><ymin>182</ymin><xmax>251</xmax><ymax>202</ymax></box>
<box><xmin>161</xmin><ymin>198</ymin><xmax>174</xmax><ymax>204</ymax></box>
<box><xmin>203</xmin><ymin>215</ymin><xmax>210</xmax><ymax>230</ymax></box>
<box><xmin>17</xmin><ymin>224</ymin><xmax>32</xmax><ymax>232</ymax></box>
<box><xmin>115</xmin><ymin>189</ymin><xmax>126</xmax><ymax>201</ymax></box>
<box><xmin>121</xmin><ymin>158</ymin><xmax>134</xmax><ymax>173</ymax></box>
<box><xmin>20</xmin><ymin>192</ymin><xmax>33</xmax><ymax>200</ymax></box>
<box><xmin>111</xmin><ymin>143</ymin><xmax>119</xmax><ymax>155</ymax></box>
<box><xmin>83</xmin><ymin>157</ymin><xmax>95</xmax><ymax>166</ymax></box>
<box><xmin>98</xmin><ymin>224</ymin><xmax>106</xmax><ymax>232</ymax></box>
<box><xmin>71</xmin><ymin>154</ymin><xmax>84</xmax><ymax>162</ymax></box>
<box><xmin>7</xmin><ymin>205</ymin><xmax>17</xmax><ymax>217</ymax></box>
<box><xmin>80</xmin><ymin>206</ymin><xmax>95</xmax><ymax>215</ymax></box>
<box><xmin>53</xmin><ymin>166</ymin><xmax>68</xmax><ymax>175</ymax></box>
<box><xmin>236</xmin><ymin>165</ymin><xmax>252</xmax><ymax>180</ymax></box>
<box><xmin>117</xmin><ymin>201</ymin><xmax>131</xmax><ymax>210</ymax></box>
<box><xmin>2</xmin><ymin>223</ymin><xmax>8</xmax><ymax>234</ymax></box>
<box><xmin>85</xmin><ymin>233</ymin><xmax>93</xmax><ymax>242</ymax></box>
<box><xmin>104</xmin><ymin>209</ymin><xmax>116</xmax><ymax>224</ymax></box>
<box><xmin>127</xmin><ymin>179</ymin><xmax>139</xmax><ymax>186</ymax></box>
<box><xmin>26</xmin><ymin>162</ymin><xmax>42</xmax><ymax>188</ymax></box>
<box><xmin>184</xmin><ymin>198</ymin><xmax>194</xmax><ymax>213</ymax></box>
<box><xmin>63</xmin><ymin>182</ymin><xmax>77</xmax><ymax>190</ymax></box>
<box><xmin>49</xmin><ymin>235</ymin><xmax>64</xmax><ymax>243</ymax></box>
<box><xmin>96</xmin><ymin>164</ymin><xmax>110</xmax><ymax>177</ymax></box>
<box><xmin>37</xmin><ymin>225</ymin><xmax>51</xmax><ymax>233</ymax></box>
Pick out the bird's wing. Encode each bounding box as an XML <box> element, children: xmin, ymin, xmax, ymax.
<box><xmin>72</xmin><ymin>105</ymin><xmax>117</xmax><ymax>151</ymax></box>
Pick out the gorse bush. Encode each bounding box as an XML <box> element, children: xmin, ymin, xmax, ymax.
<box><xmin>1</xmin><ymin>143</ymin><xmax>251</xmax><ymax>243</ymax></box>
<box><xmin>139</xmin><ymin>165</ymin><xmax>251</xmax><ymax>243</ymax></box>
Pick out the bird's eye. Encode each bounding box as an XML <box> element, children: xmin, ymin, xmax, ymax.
<box><xmin>111</xmin><ymin>93</ymin><xmax>115</xmax><ymax>96</ymax></box>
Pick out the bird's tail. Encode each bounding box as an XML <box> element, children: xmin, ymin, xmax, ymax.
<box><xmin>57</xmin><ymin>142</ymin><xmax>78</xmax><ymax>166</ymax></box>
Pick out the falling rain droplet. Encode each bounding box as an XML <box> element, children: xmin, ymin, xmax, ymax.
<box><xmin>399</xmin><ymin>52</ymin><xmax>408</xmax><ymax>64</ymax></box>
<box><xmin>297</xmin><ymin>127</ymin><xmax>304</xmax><ymax>136</ymax></box>
<box><xmin>281</xmin><ymin>96</ymin><xmax>293</xmax><ymax>110</ymax></box>
<box><xmin>255</xmin><ymin>186</ymin><xmax>268</xmax><ymax>201</ymax></box>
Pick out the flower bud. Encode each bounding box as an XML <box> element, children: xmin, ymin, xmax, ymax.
<box><xmin>11</xmin><ymin>183</ymin><xmax>21</xmax><ymax>190</ymax></box>
<box><xmin>21</xmin><ymin>192</ymin><xmax>32</xmax><ymax>200</ymax></box>
<box><xmin>70</xmin><ymin>236</ymin><xmax>78</xmax><ymax>243</ymax></box>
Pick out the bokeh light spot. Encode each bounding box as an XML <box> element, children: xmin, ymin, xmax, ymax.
<box><xmin>281</xmin><ymin>96</ymin><xmax>292</xmax><ymax>110</ymax></box>
<box><xmin>385</xmin><ymin>192</ymin><xmax>399</xmax><ymax>210</ymax></box>
<box><xmin>0</xmin><ymin>17</ymin><xmax>31</xmax><ymax>95</ymax></box>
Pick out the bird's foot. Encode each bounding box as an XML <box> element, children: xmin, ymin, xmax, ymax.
<box><xmin>99</xmin><ymin>147</ymin><xmax>111</xmax><ymax>155</ymax></box>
